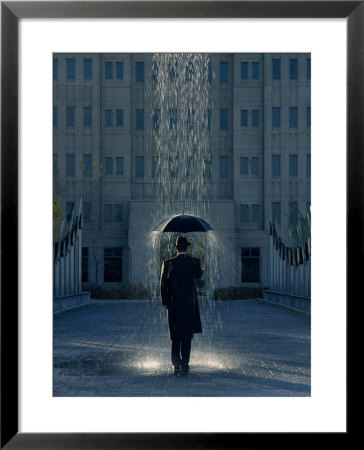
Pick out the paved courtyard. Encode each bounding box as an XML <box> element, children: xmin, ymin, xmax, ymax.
<box><xmin>53</xmin><ymin>299</ymin><xmax>310</xmax><ymax>397</ymax></box>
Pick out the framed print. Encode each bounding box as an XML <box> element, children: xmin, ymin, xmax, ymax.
<box><xmin>1</xmin><ymin>1</ymin><xmax>356</xmax><ymax>448</ymax></box>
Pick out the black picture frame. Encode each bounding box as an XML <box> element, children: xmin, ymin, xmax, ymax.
<box><xmin>1</xmin><ymin>1</ymin><xmax>355</xmax><ymax>448</ymax></box>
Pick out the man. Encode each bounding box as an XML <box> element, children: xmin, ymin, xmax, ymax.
<box><xmin>160</xmin><ymin>236</ymin><xmax>203</xmax><ymax>376</ymax></box>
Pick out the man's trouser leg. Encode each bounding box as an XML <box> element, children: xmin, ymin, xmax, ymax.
<box><xmin>171</xmin><ymin>340</ymin><xmax>181</xmax><ymax>368</ymax></box>
<box><xmin>180</xmin><ymin>338</ymin><xmax>192</xmax><ymax>372</ymax></box>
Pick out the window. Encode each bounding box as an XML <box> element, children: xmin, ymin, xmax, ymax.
<box><xmin>241</xmin><ymin>205</ymin><xmax>250</xmax><ymax>223</ymax></box>
<box><xmin>289</xmin><ymin>107</ymin><xmax>298</xmax><ymax>128</ymax></box>
<box><xmin>252</xmin><ymin>62</ymin><xmax>260</xmax><ymax>79</ymax></box>
<box><xmin>251</xmin><ymin>157</ymin><xmax>259</xmax><ymax>175</ymax></box>
<box><xmin>251</xmin><ymin>205</ymin><xmax>260</xmax><ymax>223</ymax></box>
<box><xmin>252</xmin><ymin>110</ymin><xmax>259</xmax><ymax>127</ymax></box>
<box><xmin>135</xmin><ymin>156</ymin><xmax>144</xmax><ymax>177</ymax></box>
<box><xmin>289</xmin><ymin>201</ymin><xmax>298</xmax><ymax>225</ymax></box>
<box><xmin>53</xmin><ymin>106</ymin><xmax>58</xmax><ymax>127</ymax></box>
<box><xmin>153</xmin><ymin>109</ymin><xmax>160</xmax><ymax>130</ymax></box>
<box><xmin>306</xmin><ymin>154</ymin><xmax>311</xmax><ymax>177</ymax></box>
<box><xmin>241</xmin><ymin>248</ymin><xmax>260</xmax><ymax>283</ymax></box>
<box><xmin>289</xmin><ymin>154</ymin><xmax>298</xmax><ymax>176</ymax></box>
<box><xmin>66</xmin><ymin>58</ymin><xmax>75</xmax><ymax>79</ymax></box>
<box><xmin>105</xmin><ymin>109</ymin><xmax>113</xmax><ymax>127</ymax></box>
<box><xmin>152</xmin><ymin>63</ymin><xmax>159</xmax><ymax>83</ymax></box>
<box><xmin>207</xmin><ymin>110</ymin><xmax>212</xmax><ymax>129</ymax></box>
<box><xmin>272</xmin><ymin>154</ymin><xmax>281</xmax><ymax>176</ymax></box>
<box><xmin>116</xmin><ymin>109</ymin><xmax>123</xmax><ymax>127</ymax></box>
<box><xmin>66</xmin><ymin>202</ymin><xmax>74</xmax><ymax>223</ymax></box>
<box><xmin>272</xmin><ymin>59</ymin><xmax>280</xmax><ymax>80</ymax></box>
<box><xmin>219</xmin><ymin>156</ymin><xmax>229</xmax><ymax>178</ymax></box>
<box><xmin>307</xmin><ymin>58</ymin><xmax>311</xmax><ymax>80</ymax></box>
<box><xmin>104</xmin><ymin>248</ymin><xmax>122</xmax><ymax>283</ymax></box>
<box><xmin>82</xmin><ymin>248</ymin><xmax>89</xmax><ymax>283</ymax></box>
<box><xmin>83</xmin><ymin>154</ymin><xmax>92</xmax><ymax>176</ymax></box>
<box><xmin>104</xmin><ymin>204</ymin><xmax>113</xmax><ymax>222</ymax></box>
<box><xmin>220</xmin><ymin>109</ymin><xmax>229</xmax><ymax>130</ymax></box>
<box><xmin>220</xmin><ymin>62</ymin><xmax>228</xmax><ymax>83</ymax></box>
<box><xmin>185</xmin><ymin>62</ymin><xmax>195</xmax><ymax>82</ymax></box>
<box><xmin>240</xmin><ymin>157</ymin><xmax>249</xmax><ymax>175</ymax></box>
<box><xmin>169</xmin><ymin>61</ymin><xmax>178</xmax><ymax>81</ymax></box>
<box><xmin>116</xmin><ymin>157</ymin><xmax>123</xmax><ymax>175</ymax></box>
<box><xmin>289</xmin><ymin>59</ymin><xmax>298</xmax><ymax>80</ymax></box>
<box><xmin>66</xmin><ymin>107</ymin><xmax>75</xmax><ymax>127</ymax></box>
<box><xmin>152</xmin><ymin>156</ymin><xmax>158</xmax><ymax>177</ymax></box>
<box><xmin>169</xmin><ymin>109</ymin><xmax>177</xmax><ymax>130</ymax></box>
<box><xmin>272</xmin><ymin>107</ymin><xmax>280</xmax><ymax>128</ymax></box>
<box><xmin>136</xmin><ymin>109</ymin><xmax>144</xmax><ymax>130</ymax></box>
<box><xmin>272</xmin><ymin>202</ymin><xmax>281</xmax><ymax>224</ymax></box>
<box><xmin>83</xmin><ymin>107</ymin><xmax>92</xmax><ymax>127</ymax></box>
<box><xmin>240</xmin><ymin>110</ymin><xmax>248</xmax><ymax>127</ymax></box>
<box><xmin>116</xmin><ymin>62</ymin><xmax>124</xmax><ymax>79</ymax></box>
<box><xmin>84</xmin><ymin>59</ymin><xmax>92</xmax><ymax>79</ymax></box>
<box><xmin>306</xmin><ymin>107</ymin><xmax>311</xmax><ymax>128</ymax></box>
<box><xmin>66</xmin><ymin>154</ymin><xmax>75</xmax><ymax>176</ymax></box>
<box><xmin>105</xmin><ymin>62</ymin><xmax>113</xmax><ymax>79</ymax></box>
<box><xmin>114</xmin><ymin>204</ymin><xmax>123</xmax><ymax>222</ymax></box>
<box><xmin>53</xmin><ymin>58</ymin><xmax>58</xmax><ymax>80</ymax></box>
<box><xmin>241</xmin><ymin>62</ymin><xmax>248</xmax><ymax>79</ymax></box>
<box><xmin>203</xmin><ymin>158</ymin><xmax>212</xmax><ymax>178</ymax></box>
<box><xmin>104</xmin><ymin>157</ymin><xmax>113</xmax><ymax>175</ymax></box>
<box><xmin>136</xmin><ymin>62</ymin><xmax>144</xmax><ymax>82</ymax></box>
<box><xmin>83</xmin><ymin>202</ymin><xmax>92</xmax><ymax>223</ymax></box>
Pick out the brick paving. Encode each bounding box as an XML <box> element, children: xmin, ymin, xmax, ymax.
<box><xmin>53</xmin><ymin>299</ymin><xmax>310</xmax><ymax>397</ymax></box>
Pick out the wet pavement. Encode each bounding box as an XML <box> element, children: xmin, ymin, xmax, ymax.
<box><xmin>53</xmin><ymin>299</ymin><xmax>310</xmax><ymax>397</ymax></box>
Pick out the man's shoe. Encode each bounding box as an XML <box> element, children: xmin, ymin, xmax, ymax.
<box><xmin>180</xmin><ymin>364</ymin><xmax>189</xmax><ymax>376</ymax></box>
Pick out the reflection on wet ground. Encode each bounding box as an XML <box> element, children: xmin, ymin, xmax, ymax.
<box><xmin>53</xmin><ymin>300</ymin><xmax>310</xmax><ymax>397</ymax></box>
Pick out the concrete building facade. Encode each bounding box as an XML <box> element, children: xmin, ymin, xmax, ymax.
<box><xmin>53</xmin><ymin>53</ymin><xmax>311</xmax><ymax>291</ymax></box>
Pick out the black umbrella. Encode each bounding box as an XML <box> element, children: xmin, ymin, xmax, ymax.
<box><xmin>154</xmin><ymin>214</ymin><xmax>213</xmax><ymax>233</ymax></box>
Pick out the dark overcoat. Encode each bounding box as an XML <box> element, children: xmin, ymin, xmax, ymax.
<box><xmin>160</xmin><ymin>254</ymin><xmax>203</xmax><ymax>340</ymax></box>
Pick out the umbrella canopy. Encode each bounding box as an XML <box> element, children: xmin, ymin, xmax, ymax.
<box><xmin>154</xmin><ymin>214</ymin><xmax>213</xmax><ymax>233</ymax></box>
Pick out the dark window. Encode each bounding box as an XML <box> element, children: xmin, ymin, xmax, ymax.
<box><xmin>116</xmin><ymin>62</ymin><xmax>124</xmax><ymax>79</ymax></box>
<box><xmin>272</xmin><ymin>59</ymin><xmax>281</xmax><ymax>80</ymax></box>
<box><xmin>105</xmin><ymin>109</ymin><xmax>113</xmax><ymax>127</ymax></box>
<box><xmin>185</xmin><ymin>62</ymin><xmax>195</xmax><ymax>82</ymax></box>
<box><xmin>252</xmin><ymin>62</ymin><xmax>260</xmax><ymax>79</ymax></box>
<box><xmin>306</xmin><ymin>154</ymin><xmax>311</xmax><ymax>177</ymax></box>
<box><xmin>252</xmin><ymin>110</ymin><xmax>259</xmax><ymax>127</ymax></box>
<box><xmin>136</xmin><ymin>62</ymin><xmax>144</xmax><ymax>82</ymax></box>
<box><xmin>219</xmin><ymin>156</ymin><xmax>228</xmax><ymax>178</ymax></box>
<box><xmin>104</xmin><ymin>204</ymin><xmax>113</xmax><ymax>222</ymax></box>
<box><xmin>220</xmin><ymin>109</ymin><xmax>229</xmax><ymax>130</ymax></box>
<box><xmin>104</xmin><ymin>248</ymin><xmax>122</xmax><ymax>282</ymax></box>
<box><xmin>289</xmin><ymin>202</ymin><xmax>298</xmax><ymax>225</ymax></box>
<box><xmin>289</xmin><ymin>154</ymin><xmax>298</xmax><ymax>176</ymax></box>
<box><xmin>272</xmin><ymin>107</ymin><xmax>280</xmax><ymax>128</ymax></box>
<box><xmin>135</xmin><ymin>156</ymin><xmax>144</xmax><ymax>177</ymax></box>
<box><xmin>272</xmin><ymin>202</ymin><xmax>281</xmax><ymax>224</ymax></box>
<box><xmin>241</xmin><ymin>205</ymin><xmax>250</xmax><ymax>223</ymax></box>
<box><xmin>307</xmin><ymin>58</ymin><xmax>311</xmax><ymax>80</ymax></box>
<box><xmin>152</xmin><ymin>63</ymin><xmax>159</xmax><ymax>83</ymax></box>
<box><xmin>220</xmin><ymin>62</ymin><xmax>228</xmax><ymax>83</ymax></box>
<box><xmin>251</xmin><ymin>157</ymin><xmax>259</xmax><ymax>175</ymax></box>
<box><xmin>83</xmin><ymin>202</ymin><xmax>92</xmax><ymax>223</ymax></box>
<box><xmin>241</xmin><ymin>248</ymin><xmax>260</xmax><ymax>282</ymax></box>
<box><xmin>153</xmin><ymin>109</ymin><xmax>160</xmax><ymax>130</ymax></box>
<box><xmin>114</xmin><ymin>204</ymin><xmax>123</xmax><ymax>222</ymax></box>
<box><xmin>207</xmin><ymin>110</ymin><xmax>212</xmax><ymax>129</ymax></box>
<box><xmin>66</xmin><ymin>202</ymin><xmax>74</xmax><ymax>223</ymax></box>
<box><xmin>240</xmin><ymin>110</ymin><xmax>248</xmax><ymax>127</ymax></box>
<box><xmin>116</xmin><ymin>109</ymin><xmax>123</xmax><ymax>127</ymax></box>
<box><xmin>83</xmin><ymin>154</ymin><xmax>92</xmax><ymax>176</ymax></box>
<box><xmin>240</xmin><ymin>157</ymin><xmax>248</xmax><ymax>175</ymax></box>
<box><xmin>289</xmin><ymin>107</ymin><xmax>298</xmax><ymax>128</ymax></box>
<box><xmin>289</xmin><ymin>59</ymin><xmax>298</xmax><ymax>80</ymax></box>
<box><xmin>136</xmin><ymin>109</ymin><xmax>144</xmax><ymax>130</ymax></box>
<box><xmin>116</xmin><ymin>157</ymin><xmax>124</xmax><ymax>175</ymax></box>
<box><xmin>272</xmin><ymin>154</ymin><xmax>281</xmax><ymax>176</ymax></box>
<box><xmin>169</xmin><ymin>61</ymin><xmax>178</xmax><ymax>81</ymax></box>
<box><xmin>251</xmin><ymin>205</ymin><xmax>260</xmax><ymax>223</ymax></box>
<box><xmin>66</xmin><ymin>107</ymin><xmax>75</xmax><ymax>127</ymax></box>
<box><xmin>105</xmin><ymin>62</ymin><xmax>113</xmax><ymax>79</ymax></box>
<box><xmin>83</xmin><ymin>107</ymin><xmax>92</xmax><ymax>127</ymax></box>
<box><xmin>84</xmin><ymin>59</ymin><xmax>92</xmax><ymax>79</ymax></box>
<box><xmin>53</xmin><ymin>106</ymin><xmax>58</xmax><ymax>127</ymax></box>
<box><xmin>66</xmin><ymin>58</ymin><xmax>75</xmax><ymax>79</ymax></box>
<box><xmin>66</xmin><ymin>154</ymin><xmax>75</xmax><ymax>176</ymax></box>
<box><xmin>104</xmin><ymin>157</ymin><xmax>113</xmax><ymax>175</ymax></box>
<box><xmin>306</xmin><ymin>107</ymin><xmax>311</xmax><ymax>127</ymax></box>
<box><xmin>82</xmin><ymin>247</ymin><xmax>89</xmax><ymax>283</ymax></box>
<box><xmin>53</xmin><ymin>58</ymin><xmax>58</xmax><ymax>80</ymax></box>
<box><xmin>241</xmin><ymin>62</ymin><xmax>248</xmax><ymax>79</ymax></box>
